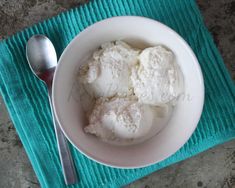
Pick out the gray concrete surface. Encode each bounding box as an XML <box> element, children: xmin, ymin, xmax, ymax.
<box><xmin>0</xmin><ymin>0</ymin><xmax>234</xmax><ymax>188</ymax></box>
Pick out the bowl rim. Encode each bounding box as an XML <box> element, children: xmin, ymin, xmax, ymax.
<box><xmin>52</xmin><ymin>15</ymin><xmax>205</xmax><ymax>169</ymax></box>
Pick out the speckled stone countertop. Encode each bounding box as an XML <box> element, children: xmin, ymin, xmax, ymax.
<box><xmin>0</xmin><ymin>0</ymin><xmax>234</xmax><ymax>188</ymax></box>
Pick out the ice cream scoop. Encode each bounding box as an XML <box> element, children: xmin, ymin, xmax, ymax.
<box><xmin>78</xmin><ymin>41</ymin><xmax>139</xmax><ymax>98</ymax></box>
<box><xmin>84</xmin><ymin>97</ymin><xmax>155</xmax><ymax>145</ymax></box>
<box><xmin>131</xmin><ymin>45</ymin><xmax>182</xmax><ymax>105</ymax></box>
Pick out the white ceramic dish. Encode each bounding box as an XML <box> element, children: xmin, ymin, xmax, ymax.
<box><xmin>52</xmin><ymin>16</ymin><xmax>204</xmax><ymax>168</ymax></box>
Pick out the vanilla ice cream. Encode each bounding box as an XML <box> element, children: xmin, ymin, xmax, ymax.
<box><xmin>79</xmin><ymin>42</ymin><xmax>183</xmax><ymax>145</ymax></box>
<box><xmin>131</xmin><ymin>45</ymin><xmax>182</xmax><ymax>105</ymax></box>
<box><xmin>84</xmin><ymin>97</ymin><xmax>155</xmax><ymax>144</ymax></box>
<box><xmin>78</xmin><ymin>41</ymin><xmax>139</xmax><ymax>98</ymax></box>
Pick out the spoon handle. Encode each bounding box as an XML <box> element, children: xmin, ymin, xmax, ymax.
<box><xmin>48</xmin><ymin>86</ymin><xmax>78</xmax><ymax>185</ymax></box>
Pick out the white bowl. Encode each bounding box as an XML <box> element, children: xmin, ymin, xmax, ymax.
<box><xmin>52</xmin><ymin>16</ymin><xmax>204</xmax><ymax>168</ymax></box>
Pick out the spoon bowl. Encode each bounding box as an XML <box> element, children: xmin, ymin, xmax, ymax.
<box><xmin>26</xmin><ymin>35</ymin><xmax>57</xmax><ymax>78</ymax></box>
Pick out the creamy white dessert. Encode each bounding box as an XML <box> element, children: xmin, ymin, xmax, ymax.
<box><xmin>78</xmin><ymin>41</ymin><xmax>139</xmax><ymax>98</ymax></box>
<box><xmin>78</xmin><ymin>41</ymin><xmax>183</xmax><ymax>145</ymax></box>
<box><xmin>84</xmin><ymin>97</ymin><xmax>155</xmax><ymax>144</ymax></box>
<box><xmin>131</xmin><ymin>45</ymin><xmax>182</xmax><ymax>105</ymax></box>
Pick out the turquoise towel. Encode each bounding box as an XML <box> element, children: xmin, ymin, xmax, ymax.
<box><xmin>0</xmin><ymin>0</ymin><xmax>234</xmax><ymax>187</ymax></box>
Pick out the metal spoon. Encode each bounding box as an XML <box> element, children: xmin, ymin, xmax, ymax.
<box><xmin>26</xmin><ymin>35</ymin><xmax>78</xmax><ymax>185</ymax></box>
